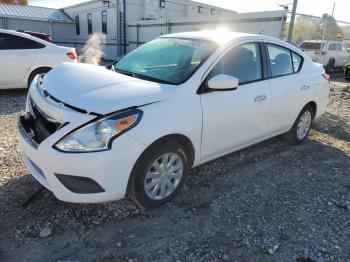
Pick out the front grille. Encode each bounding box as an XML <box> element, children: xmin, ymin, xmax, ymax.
<box><xmin>22</xmin><ymin>98</ymin><xmax>63</xmax><ymax>144</ymax></box>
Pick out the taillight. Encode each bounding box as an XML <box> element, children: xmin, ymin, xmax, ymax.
<box><xmin>314</xmin><ymin>51</ymin><xmax>320</xmax><ymax>55</ymax></box>
<box><xmin>67</xmin><ymin>51</ymin><xmax>77</xmax><ymax>60</ymax></box>
<box><xmin>322</xmin><ymin>73</ymin><xmax>331</xmax><ymax>82</ymax></box>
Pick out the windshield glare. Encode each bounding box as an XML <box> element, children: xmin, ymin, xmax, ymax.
<box><xmin>114</xmin><ymin>38</ymin><xmax>217</xmax><ymax>84</ymax></box>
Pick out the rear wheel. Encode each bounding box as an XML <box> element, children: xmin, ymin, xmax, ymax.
<box><xmin>325</xmin><ymin>58</ymin><xmax>335</xmax><ymax>74</ymax></box>
<box><xmin>283</xmin><ymin>105</ymin><xmax>314</xmax><ymax>145</ymax></box>
<box><xmin>28</xmin><ymin>68</ymin><xmax>51</xmax><ymax>88</ymax></box>
<box><xmin>127</xmin><ymin>139</ymin><xmax>190</xmax><ymax>208</ymax></box>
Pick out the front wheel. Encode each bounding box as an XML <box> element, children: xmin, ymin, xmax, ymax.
<box><xmin>283</xmin><ymin>105</ymin><xmax>314</xmax><ymax>145</ymax></box>
<box><xmin>127</xmin><ymin>139</ymin><xmax>190</xmax><ymax>208</ymax></box>
<box><xmin>28</xmin><ymin>68</ymin><xmax>51</xmax><ymax>88</ymax></box>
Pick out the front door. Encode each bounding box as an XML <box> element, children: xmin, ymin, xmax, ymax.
<box><xmin>200</xmin><ymin>42</ymin><xmax>270</xmax><ymax>161</ymax></box>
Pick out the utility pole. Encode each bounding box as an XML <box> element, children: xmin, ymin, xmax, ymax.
<box><xmin>287</xmin><ymin>0</ymin><xmax>298</xmax><ymax>41</ymax></box>
<box><xmin>321</xmin><ymin>2</ymin><xmax>335</xmax><ymax>44</ymax></box>
<box><xmin>320</xmin><ymin>3</ymin><xmax>335</xmax><ymax>65</ymax></box>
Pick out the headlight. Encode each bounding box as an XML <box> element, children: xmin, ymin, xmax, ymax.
<box><xmin>54</xmin><ymin>109</ymin><xmax>142</xmax><ymax>152</ymax></box>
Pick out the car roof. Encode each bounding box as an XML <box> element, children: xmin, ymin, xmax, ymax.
<box><xmin>22</xmin><ymin>30</ymin><xmax>50</xmax><ymax>36</ymax></box>
<box><xmin>160</xmin><ymin>30</ymin><xmax>301</xmax><ymax>53</ymax></box>
<box><xmin>301</xmin><ymin>40</ymin><xmax>342</xmax><ymax>43</ymax></box>
<box><xmin>161</xmin><ymin>31</ymin><xmax>257</xmax><ymax>43</ymax></box>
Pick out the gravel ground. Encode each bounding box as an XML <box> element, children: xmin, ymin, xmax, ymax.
<box><xmin>0</xmin><ymin>79</ymin><xmax>349</xmax><ymax>262</ymax></box>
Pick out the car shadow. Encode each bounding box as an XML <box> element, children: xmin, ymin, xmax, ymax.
<box><xmin>0</xmin><ymin>134</ymin><xmax>350</xmax><ymax>261</ymax></box>
<box><xmin>313</xmin><ymin>112</ymin><xmax>350</xmax><ymax>142</ymax></box>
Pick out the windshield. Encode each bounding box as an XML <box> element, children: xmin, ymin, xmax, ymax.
<box><xmin>300</xmin><ymin>42</ymin><xmax>323</xmax><ymax>50</ymax></box>
<box><xmin>114</xmin><ymin>37</ymin><xmax>217</xmax><ymax>85</ymax></box>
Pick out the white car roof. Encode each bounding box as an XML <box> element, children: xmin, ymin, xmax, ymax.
<box><xmin>161</xmin><ymin>31</ymin><xmax>259</xmax><ymax>44</ymax></box>
<box><xmin>161</xmin><ymin>30</ymin><xmax>301</xmax><ymax>53</ymax></box>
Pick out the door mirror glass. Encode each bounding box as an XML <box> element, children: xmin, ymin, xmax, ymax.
<box><xmin>207</xmin><ymin>74</ymin><xmax>239</xmax><ymax>91</ymax></box>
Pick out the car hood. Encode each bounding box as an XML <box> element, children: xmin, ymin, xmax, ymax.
<box><xmin>43</xmin><ymin>63</ymin><xmax>176</xmax><ymax>115</ymax></box>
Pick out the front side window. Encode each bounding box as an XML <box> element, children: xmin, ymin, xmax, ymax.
<box><xmin>102</xmin><ymin>10</ymin><xmax>107</xmax><ymax>34</ymax></box>
<box><xmin>209</xmin><ymin>42</ymin><xmax>262</xmax><ymax>84</ymax></box>
<box><xmin>336</xmin><ymin>43</ymin><xmax>342</xmax><ymax>51</ymax></box>
<box><xmin>328</xmin><ymin>43</ymin><xmax>342</xmax><ymax>51</ymax></box>
<box><xmin>114</xmin><ymin>38</ymin><xmax>217</xmax><ymax>84</ymax></box>
<box><xmin>87</xmin><ymin>13</ymin><xmax>92</xmax><ymax>35</ymax></box>
<box><xmin>0</xmin><ymin>33</ymin><xmax>44</xmax><ymax>50</ymax></box>
<box><xmin>267</xmin><ymin>44</ymin><xmax>293</xmax><ymax>77</ymax></box>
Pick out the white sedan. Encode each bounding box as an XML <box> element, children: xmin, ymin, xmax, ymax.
<box><xmin>0</xmin><ymin>29</ymin><xmax>77</xmax><ymax>89</ymax></box>
<box><xmin>17</xmin><ymin>31</ymin><xmax>330</xmax><ymax>207</ymax></box>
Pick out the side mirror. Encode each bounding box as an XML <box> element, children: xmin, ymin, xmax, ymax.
<box><xmin>207</xmin><ymin>74</ymin><xmax>239</xmax><ymax>91</ymax></box>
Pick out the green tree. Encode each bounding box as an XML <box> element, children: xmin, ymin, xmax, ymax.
<box><xmin>321</xmin><ymin>14</ymin><xmax>343</xmax><ymax>41</ymax></box>
<box><xmin>285</xmin><ymin>13</ymin><xmax>343</xmax><ymax>43</ymax></box>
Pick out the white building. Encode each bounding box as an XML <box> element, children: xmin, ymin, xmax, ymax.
<box><xmin>0</xmin><ymin>4</ymin><xmax>75</xmax><ymax>43</ymax></box>
<box><xmin>63</xmin><ymin>0</ymin><xmax>236</xmax><ymax>59</ymax></box>
<box><xmin>0</xmin><ymin>2</ymin><xmax>286</xmax><ymax>60</ymax></box>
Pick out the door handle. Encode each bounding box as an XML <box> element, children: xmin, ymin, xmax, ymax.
<box><xmin>17</xmin><ymin>53</ymin><xmax>30</xmax><ymax>57</ymax></box>
<box><xmin>300</xmin><ymin>85</ymin><xmax>310</xmax><ymax>91</ymax></box>
<box><xmin>254</xmin><ymin>95</ymin><xmax>267</xmax><ymax>102</ymax></box>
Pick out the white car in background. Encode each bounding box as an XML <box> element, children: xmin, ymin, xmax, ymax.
<box><xmin>0</xmin><ymin>29</ymin><xmax>77</xmax><ymax>89</ymax></box>
<box><xmin>300</xmin><ymin>40</ymin><xmax>349</xmax><ymax>69</ymax></box>
<box><xmin>18</xmin><ymin>31</ymin><xmax>330</xmax><ymax>207</ymax></box>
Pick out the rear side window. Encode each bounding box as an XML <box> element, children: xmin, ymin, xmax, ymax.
<box><xmin>0</xmin><ymin>33</ymin><xmax>45</xmax><ymax>50</ymax></box>
<box><xmin>209</xmin><ymin>42</ymin><xmax>262</xmax><ymax>84</ymax></box>
<box><xmin>292</xmin><ymin>52</ymin><xmax>303</xmax><ymax>72</ymax></box>
<box><xmin>267</xmin><ymin>44</ymin><xmax>293</xmax><ymax>77</ymax></box>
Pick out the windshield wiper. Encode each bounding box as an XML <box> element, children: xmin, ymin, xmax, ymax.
<box><xmin>115</xmin><ymin>68</ymin><xmax>175</xmax><ymax>85</ymax></box>
<box><xmin>132</xmin><ymin>73</ymin><xmax>175</xmax><ymax>85</ymax></box>
<box><xmin>115</xmin><ymin>68</ymin><xmax>136</xmax><ymax>77</ymax></box>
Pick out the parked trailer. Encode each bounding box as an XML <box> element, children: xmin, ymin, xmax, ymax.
<box><xmin>127</xmin><ymin>10</ymin><xmax>287</xmax><ymax>52</ymax></box>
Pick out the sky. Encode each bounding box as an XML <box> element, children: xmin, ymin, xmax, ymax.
<box><xmin>28</xmin><ymin>0</ymin><xmax>350</xmax><ymax>22</ymax></box>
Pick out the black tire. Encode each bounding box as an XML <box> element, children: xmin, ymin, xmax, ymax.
<box><xmin>127</xmin><ymin>139</ymin><xmax>190</xmax><ymax>208</ymax></box>
<box><xmin>325</xmin><ymin>58</ymin><xmax>335</xmax><ymax>74</ymax></box>
<box><xmin>283</xmin><ymin>105</ymin><xmax>314</xmax><ymax>145</ymax></box>
<box><xmin>27</xmin><ymin>67</ymin><xmax>51</xmax><ymax>88</ymax></box>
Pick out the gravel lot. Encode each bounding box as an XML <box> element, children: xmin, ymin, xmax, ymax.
<box><xmin>0</xmin><ymin>79</ymin><xmax>349</xmax><ymax>262</ymax></box>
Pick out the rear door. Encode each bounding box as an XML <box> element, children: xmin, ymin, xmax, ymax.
<box><xmin>325</xmin><ymin>42</ymin><xmax>344</xmax><ymax>67</ymax></box>
<box><xmin>340</xmin><ymin>43</ymin><xmax>349</xmax><ymax>66</ymax></box>
<box><xmin>200</xmin><ymin>42</ymin><xmax>271</xmax><ymax>160</ymax></box>
<box><xmin>0</xmin><ymin>33</ymin><xmax>43</xmax><ymax>86</ymax></box>
<box><xmin>265</xmin><ymin>43</ymin><xmax>309</xmax><ymax>134</ymax></box>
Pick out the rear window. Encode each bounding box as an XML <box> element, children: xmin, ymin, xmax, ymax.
<box><xmin>300</xmin><ymin>42</ymin><xmax>323</xmax><ymax>50</ymax></box>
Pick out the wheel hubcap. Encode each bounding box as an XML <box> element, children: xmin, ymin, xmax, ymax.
<box><xmin>144</xmin><ymin>153</ymin><xmax>183</xmax><ymax>200</ymax></box>
<box><xmin>296</xmin><ymin>111</ymin><xmax>312</xmax><ymax>140</ymax></box>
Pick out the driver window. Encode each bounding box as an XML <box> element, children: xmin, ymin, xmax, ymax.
<box><xmin>208</xmin><ymin>42</ymin><xmax>262</xmax><ymax>84</ymax></box>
